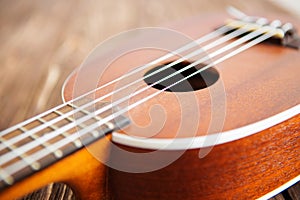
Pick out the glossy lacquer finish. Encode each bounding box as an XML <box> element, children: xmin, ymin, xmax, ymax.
<box><xmin>62</xmin><ymin>14</ymin><xmax>300</xmax><ymax>199</ymax></box>
<box><xmin>1</xmin><ymin>14</ymin><xmax>299</xmax><ymax>200</ymax></box>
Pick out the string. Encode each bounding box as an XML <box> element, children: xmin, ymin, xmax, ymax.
<box><xmin>3</xmin><ymin>29</ymin><xmax>278</xmax><ymax>177</ymax></box>
<box><xmin>0</xmin><ymin>23</ymin><xmax>247</xmax><ymax>152</ymax></box>
<box><xmin>0</xmin><ymin>25</ymin><xmax>277</xmax><ymax>166</ymax></box>
<box><xmin>0</xmin><ymin>23</ymin><xmax>278</xmax><ymax>166</ymax></box>
<box><xmin>0</xmin><ymin>25</ymin><xmax>231</xmax><ymax>137</ymax></box>
<box><xmin>0</xmin><ymin>25</ymin><xmax>236</xmax><ymax>170</ymax></box>
<box><xmin>0</xmin><ymin>25</ymin><xmax>253</xmax><ymax>159</ymax></box>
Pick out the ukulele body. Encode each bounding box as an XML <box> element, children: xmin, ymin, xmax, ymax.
<box><xmin>62</xmin><ymin>14</ymin><xmax>300</xmax><ymax>199</ymax></box>
<box><xmin>0</xmin><ymin>13</ymin><xmax>299</xmax><ymax>200</ymax></box>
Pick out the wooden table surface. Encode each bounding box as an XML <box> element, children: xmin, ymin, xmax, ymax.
<box><xmin>0</xmin><ymin>0</ymin><xmax>299</xmax><ymax>199</ymax></box>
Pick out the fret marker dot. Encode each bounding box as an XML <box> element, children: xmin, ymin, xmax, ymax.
<box><xmin>92</xmin><ymin>131</ymin><xmax>100</xmax><ymax>138</ymax></box>
<box><xmin>31</xmin><ymin>162</ymin><xmax>41</xmax><ymax>170</ymax></box>
<box><xmin>5</xmin><ymin>176</ymin><xmax>14</xmax><ymax>185</ymax></box>
<box><xmin>74</xmin><ymin>140</ymin><xmax>82</xmax><ymax>148</ymax></box>
<box><xmin>54</xmin><ymin>150</ymin><xmax>63</xmax><ymax>158</ymax></box>
<box><xmin>106</xmin><ymin>122</ymin><xmax>115</xmax><ymax>130</ymax></box>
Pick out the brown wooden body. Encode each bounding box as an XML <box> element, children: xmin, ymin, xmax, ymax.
<box><xmin>64</xmin><ymin>14</ymin><xmax>300</xmax><ymax>199</ymax></box>
<box><xmin>107</xmin><ymin>115</ymin><xmax>300</xmax><ymax>200</ymax></box>
<box><xmin>1</xmin><ymin>14</ymin><xmax>299</xmax><ymax>200</ymax></box>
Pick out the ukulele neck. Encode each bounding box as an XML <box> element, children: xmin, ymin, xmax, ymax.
<box><xmin>0</xmin><ymin>100</ymin><xmax>130</xmax><ymax>189</ymax></box>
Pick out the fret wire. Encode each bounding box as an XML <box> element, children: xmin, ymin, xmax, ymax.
<box><xmin>0</xmin><ymin>108</ymin><xmax>81</xmax><ymax>152</ymax></box>
<box><xmin>52</xmin><ymin>110</ymin><xmax>83</xmax><ymax>147</ymax></box>
<box><xmin>0</xmin><ymin>136</ymin><xmax>41</xmax><ymax>171</ymax></box>
<box><xmin>4</xmin><ymin>115</ymin><xmax>108</xmax><ymax>179</ymax></box>
<box><xmin>0</xmin><ymin>100</ymin><xmax>112</xmax><ymax>152</ymax></box>
<box><xmin>37</xmin><ymin>117</ymin><xmax>82</xmax><ymax>148</ymax></box>
<box><xmin>0</xmin><ymin>108</ymin><xmax>94</xmax><ymax>163</ymax></box>
<box><xmin>19</xmin><ymin>126</ymin><xmax>63</xmax><ymax>159</ymax></box>
<box><xmin>54</xmin><ymin>109</ymin><xmax>99</xmax><ymax>138</ymax></box>
<box><xmin>68</xmin><ymin>103</ymin><xmax>115</xmax><ymax>130</ymax></box>
<box><xmin>18</xmin><ymin>127</ymin><xmax>27</xmax><ymax>133</ymax></box>
<box><xmin>0</xmin><ymin>136</ymin><xmax>13</xmax><ymax>152</ymax></box>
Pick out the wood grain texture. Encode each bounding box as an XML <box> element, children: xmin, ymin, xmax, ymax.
<box><xmin>0</xmin><ymin>0</ymin><xmax>299</xmax><ymax>199</ymax></box>
<box><xmin>105</xmin><ymin>114</ymin><xmax>300</xmax><ymax>199</ymax></box>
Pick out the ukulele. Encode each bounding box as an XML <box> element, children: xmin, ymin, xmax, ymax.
<box><xmin>0</xmin><ymin>8</ymin><xmax>299</xmax><ymax>200</ymax></box>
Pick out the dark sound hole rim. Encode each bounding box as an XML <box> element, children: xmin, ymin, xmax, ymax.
<box><xmin>143</xmin><ymin>61</ymin><xmax>220</xmax><ymax>92</ymax></box>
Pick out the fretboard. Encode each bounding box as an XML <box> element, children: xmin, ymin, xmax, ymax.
<box><xmin>0</xmin><ymin>100</ymin><xmax>130</xmax><ymax>189</ymax></box>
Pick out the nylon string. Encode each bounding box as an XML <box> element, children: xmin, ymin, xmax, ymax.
<box><xmin>0</xmin><ymin>21</ymin><xmax>279</xmax><ymax>178</ymax></box>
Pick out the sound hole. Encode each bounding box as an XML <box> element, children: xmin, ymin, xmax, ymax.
<box><xmin>143</xmin><ymin>61</ymin><xmax>219</xmax><ymax>92</ymax></box>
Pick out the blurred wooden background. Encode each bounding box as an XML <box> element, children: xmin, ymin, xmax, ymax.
<box><xmin>0</xmin><ymin>0</ymin><xmax>299</xmax><ymax>199</ymax></box>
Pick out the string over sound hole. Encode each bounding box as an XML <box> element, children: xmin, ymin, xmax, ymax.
<box><xmin>143</xmin><ymin>61</ymin><xmax>219</xmax><ymax>92</ymax></box>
